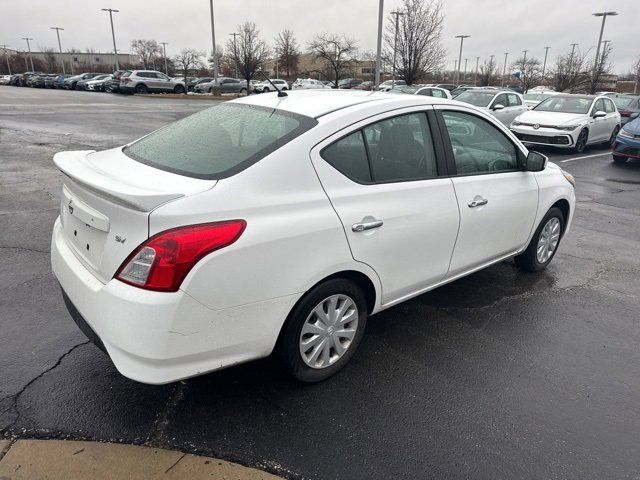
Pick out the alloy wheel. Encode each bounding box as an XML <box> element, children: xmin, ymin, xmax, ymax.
<box><xmin>609</xmin><ymin>127</ymin><xmax>620</xmax><ymax>147</ymax></box>
<box><xmin>575</xmin><ymin>130</ymin><xmax>587</xmax><ymax>152</ymax></box>
<box><xmin>536</xmin><ymin>217</ymin><xmax>561</xmax><ymax>264</ymax></box>
<box><xmin>299</xmin><ymin>294</ymin><xmax>359</xmax><ymax>369</ymax></box>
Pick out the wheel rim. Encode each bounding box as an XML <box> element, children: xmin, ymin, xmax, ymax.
<box><xmin>299</xmin><ymin>294</ymin><xmax>358</xmax><ymax>369</ymax></box>
<box><xmin>536</xmin><ymin>217</ymin><xmax>561</xmax><ymax>264</ymax></box>
<box><xmin>576</xmin><ymin>131</ymin><xmax>587</xmax><ymax>151</ymax></box>
<box><xmin>610</xmin><ymin>128</ymin><xmax>619</xmax><ymax>146</ymax></box>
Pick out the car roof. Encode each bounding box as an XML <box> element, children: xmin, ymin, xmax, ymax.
<box><xmin>232</xmin><ymin>89</ymin><xmax>456</xmax><ymax>118</ymax></box>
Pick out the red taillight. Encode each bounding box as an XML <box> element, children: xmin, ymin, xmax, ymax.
<box><xmin>621</xmin><ymin>110</ymin><xmax>631</xmax><ymax>117</ymax></box>
<box><xmin>115</xmin><ymin>220</ymin><xmax>246</xmax><ymax>292</ymax></box>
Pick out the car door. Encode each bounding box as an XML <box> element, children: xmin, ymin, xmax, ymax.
<box><xmin>589</xmin><ymin>99</ymin><xmax>609</xmax><ymax>142</ymax></box>
<box><xmin>505</xmin><ymin>93</ymin><xmax>527</xmax><ymax>125</ymax></box>
<box><xmin>603</xmin><ymin>98</ymin><xmax>620</xmax><ymax>136</ymax></box>
<box><xmin>155</xmin><ymin>72</ymin><xmax>172</xmax><ymax>91</ymax></box>
<box><xmin>435</xmin><ymin>106</ymin><xmax>538</xmax><ymax>275</ymax></box>
<box><xmin>310</xmin><ymin>109</ymin><xmax>460</xmax><ymax>305</ymax></box>
<box><xmin>489</xmin><ymin>94</ymin><xmax>511</xmax><ymax>125</ymax></box>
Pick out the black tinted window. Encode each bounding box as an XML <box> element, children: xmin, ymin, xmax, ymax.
<box><xmin>321</xmin><ymin>132</ymin><xmax>371</xmax><ymax>183</ymax></box>
<box><xmin>442</xmin><ymin>111</ymin><xmax>519</xmax><ymax>174</ymax></box>
<box><xmin>363</xmin><ymin>113</ymin><xmax>437</xmax><ymax>181</ymax></box>
<box><xmin>124</xmin><ymin>104</ymin><xmax>317</xmax><ymax>179</ymax></box>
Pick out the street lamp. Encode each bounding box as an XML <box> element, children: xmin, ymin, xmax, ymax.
<box><xmin>474</xmin><ymin>56</ymin><xmax>479</xmax><ymax>86</ymax></box>
<box><xmin>454</xmin><ymin>34</ymin><xmax>470</xmax><ymax>85</ymax></box>
<box><xmin>22</xmin><ymin>37</ymin><xmax>34</xmax><ymax>71</ymax></box>
<box><xmin>592</xmin><ymin>12</ymin><xmax>617</xmax><ymax>80</ymax></box>
<box><xmin>542</xmin><ymin>46</ymin><xmax>550</xmax><ymax>81</ymax></box>
<box><xmin>160</xmin><ymin>42</ymin><xmax>169</xmax><ymax>75</ymax></box>
<box><xmin>101</xmin><ymin>8</ymin><xmax>120</xmax><ymax>70</ymax></box>
<box><xmin>502</xmin><ymin>52</ymin><xmax>509</xmax><ymax>87</ymax></box>
<box><xmin>374</xmin><ymin>0</ymin><xmax>384</xmax><ymax>89</ymax></box>
<box><xmin>209</xmin><ymin>0</ymin><xmax>218</xmax><ymax>83</ymax></box>
<box><xmin>50</xmin><ymin>27</ymin><xmax>66</xmax><ymax>74</ymax></box>
<box><xmin>463</xmin><ymin>58</ymin><xmax>468</xmax><ymax>82</ymax></box>
<box><xmin>229</xmin><ymin>33</ymin><xmax>239</xmax><ymax>78</ymax></box>
<box><xmin>390</xmin><ymin>10</ymin><xmax>405</xmax><ymax>89</ymax></box>
<box><xmin>0</xmin><ymin>45</ymin><xmax>10</xmax><ymax>75</ymax></box>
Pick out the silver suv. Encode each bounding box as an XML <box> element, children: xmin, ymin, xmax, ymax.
<box><xmin>194</xmin><ymin>77</ymin><xmax>248</xmax><ymax>94</ymax></box>
<box><xmin>120</xmin><ymin>70</ymin><xmax>185</xmax><ymax>95</ymax></box>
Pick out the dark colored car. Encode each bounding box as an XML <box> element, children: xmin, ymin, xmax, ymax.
<box><xmin>450</xmin><ymin>86</ymin><xmax>476</xmax><ymax>97</ymax></box>
<box><xmin>611</xmin><ymin>94</ymin><xmax>640</xmax><ymax>125</ymax></box>
<box><xmin>19</xmin><ymin>72</ymin><xmax>44</xmax><ymax>87</ymax></box>
<box><xmin>507</xmin><ymin>84</ymin><xmax>525</xmax><ymax>94</ymax></box>
<box><xmin>27</xmin><ymin>75</ymin><xmax>44</xmax><ymax>87</ymax></box>
<box><xmin>53</xmin><ymin>74</ymin><xmax>72</xmax><ymax>88</ymax></box>
<box><xmin>63</xmin><ymin>73</ymin><xmax>102</xmax><ymax>90</ymax></box>
<box><xmin>338</xmin><ymin>78</ymin><xmax>363</xmax><ymax>89</ymax></box>
<box><xmin>43</xmin><ymin>74</ymin><xmax>58</xmax><ymax>88</ymax></box>
<box><xmin>9</xmin><ymin>74</ymin><xmax>21</xmax><ymax>86</ymax></box>
<box><xmin>77</xmin><ymin>74</ymin><xmax>111</xmax><ymax>91</ymax></box>
<box><xmin>353</xmin><ymin>81</ymin><xmax>374</xmax><ymax>91</ymax></box>
<box><xmin>612</xmin><ymin>114</ymin><xmax>640</xmax><ymax>164</ymax></box>
<box><xmin>187</xmin><ymin>77</ymin><xmax>214</xmax><ymax>92</ymax></box>
<box><xmin>104</xmin><ymin>70</ymin><xmax>131</xmax><ymax>93</ymax></box>
<box><xmin>435</xmin><ymin>83</ymin><xmax>457</xmax><ymax>91</ymax></box>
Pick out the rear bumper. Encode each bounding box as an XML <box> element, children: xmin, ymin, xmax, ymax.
<box><xmin>51</xmin><ymin>217</ymin><xmax>297</xmax><ymax>384</ymax></box>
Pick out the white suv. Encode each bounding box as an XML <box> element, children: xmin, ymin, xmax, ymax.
<box><xmin>51</xmin><ymin>91</ymin><xmax>575</xmax><ymax>384</ymax></box>
<box><xmin>253</xmin><ymin>79</ymin><xmax>289</xmax><ymax>93</ymax></box>
<box><xmin>120</xmin><ymin>70</ymin><xmax>185</xmax><ymax>95</ymax></box>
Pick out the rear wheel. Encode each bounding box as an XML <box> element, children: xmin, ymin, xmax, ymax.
<box><xmin>515</xmin><ymin>207</ymin><xmax>565</xmax><ymax>272</ymax></box>
<box><xmin>173</xmin><ymin>84</ymin><xmax>185</xmax><ymax>94</ymax></box>
<box><xmin>613</xmin><ymin>154</ymin><xmax>628</xmax><ymax>164</ymax></box>
<box><xmin>239</xmin><ymin>88</ymin><xmax>247</xmax><ymax>95</ymax></box>
<box><xmin>263</xmin><ymin>87</ymin><xmax>269</xmax><ymax>93</ymax></box>
<box><xmin>573</xmin><ymin>129</ymin><xmax>588</xmax><ymax>153</ymax></box>
<box><xmin>135</xmin><ymin>83</ymin><xmax>148</xmax><ymax>94</ymax></box>
<box><xmin>278</xmin><ymin>278</ymin><xmax>367</xmax><ymax>383</ymax></box>
<box><xmin>607</xmin><ymin>126</ymin><xmax>620</xmax><ymax>147</ymax></box>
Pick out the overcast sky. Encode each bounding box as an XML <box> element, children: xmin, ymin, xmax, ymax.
<box><xmin>2</xmin><ymin>0</ymin><xmax>638</xmax><ymax>73</ymax></box>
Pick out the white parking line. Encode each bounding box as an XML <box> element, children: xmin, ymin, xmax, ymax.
<box><xmin>559</xmin><ymin>152</ymin><xmax>611</xmax><ymax>163</ymax></box>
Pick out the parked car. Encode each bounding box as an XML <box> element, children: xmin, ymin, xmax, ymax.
<box><xmin>612</xmin><ymin>114</ymin><xmax>640</xmax><ymax>164</ymax></box>
<box><xmin>53</xmin><ymin>74</ymin><xmax>72</xmax><ymax>89</ymax></box>
<box><xmin>78</xmin><ymin>74</ymin><xmax>111</xmax><ymax>91</ymax></box>
<box><xmin>338</xmin><ymin>78</ymin><xmax>364</xmax><ymax>89</ymax></box>
<box><xmin>376</xmin><ymin>79</ymin><xmax>406</xmax><ymax>91</ymax></box>
<box><xmin>119</xmin><ymin>70</ymin><xmax>186</xmax><ymax>94</ymax></box>
<box><xmin>51</xmin><ymin>91</ymin><xmax>575</xmax><ymax>385</ymax></box>
<box><xmin>194</xmin><ymin>77</ymin><xmax>248</xmax><ymax>94</ymax></box>
<box><xmin>86</xmin><ymin>75</ymin><xmax>113</xmax><ymax>92</ymax></box>
<box><xmin>450</xmin><ymin>85</ymin><xmax>477</xmax><ymax>97</ymax></box>
<box><xmin>26</xmin><ymin>75</ymin><xmax>42</xmax><ymax>87</ymax></box>
<box><xmin>43</xmin><ymin>74</ymin><xmax>58</xmax><ymax>88</ymax></box>
<box><xmin>185</xmin><ymin>77</ymin><xmax>214</xmax><ymax>92</ymax></box>
<box><xmin>9</xmin><ymin>74</ymin><xmax>21</xmax><ymax>86</ymax></box>
<box><xmin>252</xmin><ymin>78</ymin><xmax>289</xmax><ymax>93</ymax></box>
<box><xmin>104</xmin><ymin>70</ymin><xmax>130</xmax><ymax>93</ymax></box>
<box><xmin>353</xmin><ymin>81</ymin><xmax>374</xmax><ymax>91</ymax></box>
<box><xmin>292</xmin><ymin>78</ymin><xmax>331</xmax><ymax>90</ymax></box>
<box><xmin>610</xmin><ymin>94</ymin><xmax>640</xmax><ymax>125</ymax></box>
<box><xmin>435</xmin><ymin>84</ymin><xmax>457</xmax><ymax>91</ymax></box>
<box><xmin>522</xmin><ymin>91</ymin><xmax>560</xmax><ymax>109</ymax></box>
<box><xmin>0</xmin><ymin>75</ymin><xmax>11</xmax><ymax>85</ymax></box>
<box><xmin>64</xmin><ymin>73</ymin><xmax>102</xmax><ymax>90</ymax></box>
<box><xmin>511</xmin><ymin>95</ymin><xmax>621</xmax><ymax>153</ymax></box>
<box><xmin>388</xmin><ymin>85</ymin><xmax>452</xmax><ymax>99</ymax></box>
<box><xmin>454</xmin><ymin>89</ymin><xmax>528</xmax><ymax>126</ymax></box>
<box><xmin>18</xmin><ymin>71</ymin><xmax>44</xmax><ymax>86</ymax></box>
<box><xmin>507</xmin><ymin>84</ymin><xmax>525</xmax><ymax>94</ymax></box>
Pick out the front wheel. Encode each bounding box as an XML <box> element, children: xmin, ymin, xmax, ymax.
<box><xmin>573</xmin><ymin>129</ymin><xmax>588</xmax><ymax>153</ymax></box>
<box><xmin>515</xmin><ymin>207</ymin><xmax>565</xmax><ymax>272</ymax></box>
<box><xmin>278</xmin><ymin>279</ymin><xmax>368</xmax><ymax>383</ymax></box>
<box><xmin>612</xmin><ymin>154</ymin><xmax>628</xmax><ymax>164</ymax></box>
<box><xmin>173</xmin><ymin>84</ymin><xmax>185</xmax><ymax>94</ymax></box>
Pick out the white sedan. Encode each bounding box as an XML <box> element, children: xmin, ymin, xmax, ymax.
<box><xmin>51</xmin><ymin>91</ymin><xmax>576</xmax><ymax>384</ymax></box>
<box><xmin>454</xmin><ymin>89</ymin><xmax>528</xmax><ymax>126</ymax></box>
<box><xmin>292</xmin><ymin>78</ymin><xmax>331</xmax><ymax>90</ymax></box>
<box><xmin>511</xmin><ymin>95</ymin><xmax>621</xmax><ymax>153</ymax></box>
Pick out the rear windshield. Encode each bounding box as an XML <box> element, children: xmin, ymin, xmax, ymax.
<box><xmin>124</xmin><ymin>103</ymin><xmax>317</xmax><ymax>179</ymax></box>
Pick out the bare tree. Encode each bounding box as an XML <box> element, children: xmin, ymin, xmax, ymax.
<box><xmin>41</xmin><ymin>47</ymin><xmax>57</xmax><ymax>73</ymax></box>
<box><xmin>586</xmin><ymin>42</ymin><xmax>614</xmax><ymax>94</ymax></box>
<box><xmin>226</xmin><ymin>22</ymin><xmax>270</xmax><ymax>91</ymax></box>
<box><xmin>477</xmin><ymin>57</ymin><xmax>498</xmax><ymax>86</ymax></box>
<box><xmin>307</xmin><ymin>33</ymin><xmax>358</xmax><ymax>87</ymax></box>
<box><xmin>131</xmin><ymin>39</ymin><xmax>162</xmax><ymax>69</ymax></box>
<box><xmin>511</xmin><ymin>56</ymin><xmax>542</xmax><ymax>93</ymax></box>
<box><xmin>383</xmin><ymin>0</ymin><xmax>445</xmax><ymax>85</ymax></box>
<box><xmin>274</xmin><ymin>29</ymin><xmax>299</xmax><ymax>78</ymax></box>
<box><xmin>173</xmin><ymin>49</ymin><xmax>204</xmax><ymax>94</ymax></box>
<box><xmin>632</xmin><ymin>56</ymin><xmax>640</xmax><ymax>94</ymax></box>
<box><xmin>549</xmin><ymin>48</ymin><xmax>589</xmax><ymax>93</ymax></box>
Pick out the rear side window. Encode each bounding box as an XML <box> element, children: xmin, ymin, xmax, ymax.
<box><xmin>604</xmin><ymin>99</ymin><xmax>615</xmax><ymax>113</ymax></box>
<box><xmin>321</xmin><ymin>132</ymin><xmax>371</xmax><ymax>183</ymax></box>
<box><xmin>124</xmin><ymin>104</ymin><xmax>317</xmax><ymax>179</ymax></box>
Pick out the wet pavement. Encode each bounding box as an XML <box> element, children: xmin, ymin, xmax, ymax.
<box><xmin>1</xmin><ymin>87</ymin><xmax>639</xmax><ymax>480</ymax></box>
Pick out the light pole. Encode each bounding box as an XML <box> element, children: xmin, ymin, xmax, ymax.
<box><xmin>50</xmin><ymin>27</ymin><xmax>66</xmax><ymax>74</ymax></box>
<box><xmin>208</xmin><ymin>0</ymin><xmax>218</xmax><ymax>83</ymax></box>
<box><xmin>390</xmin><ymin>10</ymin><xmax>405</xmax><ymax>89</ymax></box>
<box><xmin>541</xmin><ymin>46</ymin><xmax>550</xmax><ymax>81</ymax></box>
<box><xmin>501</xmin><ymin>52</ymin><xmax>508</xmax><ymax>87</ymax></box>
<box><xmin>101</xmin><ymin>8</ymin><xmax>120</xmax><ymax>70</ymax></box>
<box><xmin>160</xmin><ymin>42</ymin><xmax>169</xmax><ymax>75</ymax></box>
<box><xmin>454</xmin><ymin>59</ymin><xmax>457</xmax><ymax>79</ymax></box>
<box><xmin>592</xmin><ymin>12</ymin><xmax>617</xmax><ymax>81</ymax></box>
<box><xmin>474</xmin><ymin>56</ymin><xmax>479</xmax><ymax>85</ymax></box>
<box><xmin>600</xmin><ymin>39</ymin><xmax>611</xmax><ymax>66</ymax></box>
<box><xmin>374</xmin><ymin>0</ymin><xmax>384</xmax><ymax>89</ymax></box>
<box><xmin>454</xmin><ymin>35</ymin><xmax>470</xmax><ymax>85</ymax></box>
<box><xmin>463</xmin><ymin>58</ymin><xmax>468</xmax><ymax>83</ymax></box>
<box><xmin>229</xmin><ymin>33</ymin><xmax>239</xmax><ymax>78</ymax></box>
<box><xmin>0</xmin><ymin>45</ymin><xmax>10</xmax><ymax>75</ymax></box>
<box><xmin>22</xmin><ymin>37</ymin><xmax>34</xmax><ymax>71</ymax></box>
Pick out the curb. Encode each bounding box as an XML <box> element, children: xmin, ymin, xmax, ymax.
<box><xmin>0</xmin><ymin>439</ymin><xmax>284</xmax><ymax>480</ymax></box>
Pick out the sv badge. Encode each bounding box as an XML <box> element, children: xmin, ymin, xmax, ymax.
<box><xmin>68</xmin><ymin>200</ymin><xmax>74</xmax><ymax>215</ymax></box>
<box><xmin>115</xmin><ymin>235</ymin><xmax>127</xmax><ymax>244</ymax></box>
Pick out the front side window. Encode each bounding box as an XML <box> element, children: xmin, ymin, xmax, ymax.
<box><xmin>604</xmin><ymin>99</ymin><xmax>616</xmax><ymax>113</ymax></box>
<box><xmin>442</xmin><ymin>111</ymin><xmax>519</xmax><ymax>175</ymax></box>
<box><xmin>124</xmin><ymin>104</ymin><xmax>317</xmax><ymax>179</ymax></box>
<box><xmin>491</xmin><ymin>94</ymin><xmax>507</xmax><ymax>108</ymax></box>
<box><xmin>507</xmin><ymin>93</ymin><xmax>521</xmax><ymax>106</ymax></box>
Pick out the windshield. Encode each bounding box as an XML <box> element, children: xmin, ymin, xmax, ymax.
<box><xmin>524</xmin><ymin>93</ymin><xmax>552</xmax><ymax>102</ymax></box>
<box><xmin>454</xmin><ymin>91</ymin><xmax>496</xmax><ymax>107</ymax></box>
<box><xmin>389</xmin><ymin>86</ymin><xmax>418</xmax><ymax>94</ymax></box>
<box><xmin>613</xmin><ymin>96</ymin><xmax>635</xmax><ymax>109</ymax></box>
<box><xmin>534</xmin><ymin>96</ymin><xmax>593</xmax><ymax>114</ymax></box>
<box><xmin>124</xmin><ymin>104</ymin><xmax>317</xmax><ymax>179</ymax></box>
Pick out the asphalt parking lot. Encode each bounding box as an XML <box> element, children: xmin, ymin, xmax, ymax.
<box><xmin>1</xmin><ymin>87</ymin><xmax>639</xmax><ymax>480</ymax></box>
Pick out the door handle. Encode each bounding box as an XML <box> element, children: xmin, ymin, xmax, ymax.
<box><xmin>352</xmin><ymin>219</ymin><xmax>384</xmax><ymax>232</ymax></box>
<box><xmin>468</xmin><ymin>198</ymin><xmax>488</xmax><ymax>208</ymax></box>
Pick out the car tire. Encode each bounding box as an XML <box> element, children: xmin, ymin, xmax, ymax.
<box><xmin>208</xmin><ymin>87</ymin><xmax>213</xmax><ymax>94</ymax></box>
<box><xmin>607</xmin><ymin>126</ymin><xmax>620</xmax><ymax>147</ymax></box>
<box><xmin>612</xmin><ymin>154</ymin><xmax>628</xmax><ymax>164</ymax></box>
<box><xmin>135</xmin><ymin>84</ymin><xmax>148</xmax><ymax>95</ymax></box>
<box><xmin>515</xmin><ymin>207</ymin><xmax>565</xmax><ymax>273</ymax></box>
<box><xmin>573</xmin><ymin>128</ymin><xmax>588</xmax><ymax>153</ymax></box>
<box><xmin>239</xmin><ymin>88</ymin><xmax>247</xmax><ymax>95</ymax></box>
<box><xmin>173</xmin><ymin>85</ymin><xmax>185</xmax><ymax>94</ymax></box>
<box><xmin>278</xmin><ymin>278</ymin><xmax>368</xmax><ymax>383</ymax></box>
<box><xmin>72</xmin><ymin>82</ymin><xmax>78</xmax><ymax>90</ymax></box>
<box><xmin>263</xmin><ymin>87</ymin><xmax>269</xmax><ymax>93</ymax></box>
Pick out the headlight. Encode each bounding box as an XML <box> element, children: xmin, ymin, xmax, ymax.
<box><xmin>561</xmin><ymin>169</ymin><xmax>576</xmax><ymax>188</ymax></box>
<box><xmin>556</xmin><ymin>125</ymin><xmax>579</xmax><ymax>131</ymax></box>
<box><xmin>618</xmin><ymin>128</ymin><xmax>634</xmax><ymax>139</ymax></box>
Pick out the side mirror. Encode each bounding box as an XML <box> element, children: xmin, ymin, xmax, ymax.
<box><xmin>492</xmin><ymin>104</ymin><xmax>505</xmax><ymax>111</ymax></box>
<box><xmin>524</xmin><ymin>151</ymin><xmax>548</xmax><ymax>172</ymax></box>
<box><xmin>593</xmin><ymin>110</ymin><xmax>607</xmax><ymax>118</ymax></box>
